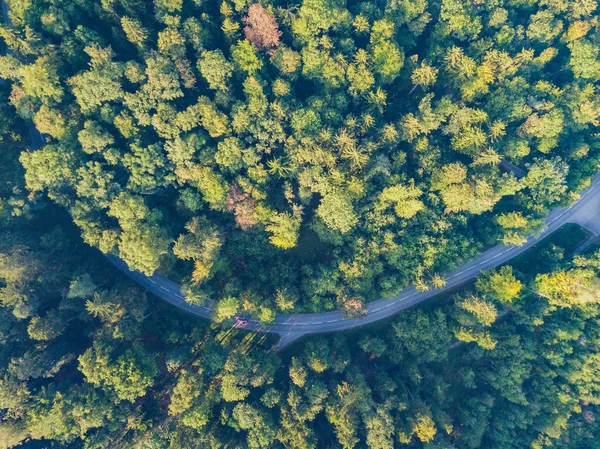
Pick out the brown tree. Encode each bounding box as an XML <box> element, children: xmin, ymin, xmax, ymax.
<box><xmin>338</xmin><ymin>295</ymin><xmax>368</xmax><ymax>319</ymax></box>
<box><xmin>243</xmin><ymin>4</ymin><xmax>282</xmax><ymax>50</ymax></box>
<box><xmin>226</xmin><ymin>184</ymin><xmax>258</xmax><ymax>230</ymax></box>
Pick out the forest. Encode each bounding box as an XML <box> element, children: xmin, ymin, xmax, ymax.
<box><xmin>2</xmin><ymin>0</ymin><xmax>600</xmax><ymax>318</ymax></box>
<box><xmin>2</xmin><ymin>0</ymin><xmax>600</xmax><ymax>448</ymax></box>
<box><xmin>3</xmin><ymin>126</ymin><xmax>600</xmax><ymax>448</ymax></box>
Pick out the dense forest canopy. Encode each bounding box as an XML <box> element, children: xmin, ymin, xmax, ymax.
<box><xmin>1</xmin><ymin>0</ymin><xmax>600</xmax><ymax>318</ymax></box>
<box><xmin>2</xmin><ymin>143</ymin><xmax>600</xmax><ymax>448</ymax></box>
<box><xmin>2</xmin><ymin>1</ymin><xmax>600</xmax><ymax>446</ymax></box>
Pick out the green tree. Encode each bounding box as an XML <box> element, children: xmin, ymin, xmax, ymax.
<box><xmin>231</xmin><ymin>40</ymin><xmax>262</xmax><ymax>74</ymax></box>
<box><xmin>213</xmin><ymin>296</ymin><xmax>239</xmax><ymax>323</ymax></box>
<box><xmin>371</xmin><ymin>40</ymin><xmax>404</xmax><ymax>83</ymax></box>
<box><xmin>173</xmin><ymin>217</ymin><xmax>222</xmax><ymax>284</ymax></box>
<box><xmin>476</xmin><ymin>266</ymin><xmax>522</xmax><ymax>303</ymax></box>
<box><xmin>78</xmin><ymin>342</ymin><xmax>158</xmax><ymax>402</ymax></box>
<box><xmin>523</xmin><ymin>158</ymin><xmax>568</xmax><ymax>207</ymax></box>
<box><xmin>266</xmin><ymin>211</ymin><xmax>301</xmax><ymax>249</ymax></box>
<box><xmin>316</xmin><ymin>192</ymin><xmax>358</xmax><ymax>234</ymax></box>
<box><xmin>168</xmin><ymin>370</ymin><xmax>202</xmax><ymax>416</ymax></box>
<box><xmin>20</xmin><ymin>56</ymin><xmax>63</xmax><ymax>102</ymax></box>
<box><xmin>456</xmin><ymin>295</ymin><xmax>498</xmax><ymax>326</ymax></box>
<box><xmin>198</xmin><ymin>50</ymin><xmax>234</xmax><ymax>91</ymax></box>
<box><xmin>27</xmin><ymin>310</ymin><xmax>67</xmax><ymax>341</ymax></box>
<box><xmin>412</xmin><ymin>412</ymin><xmax>437</xmax><ymax>443</ymax></box>
<box><xmin>215</xmin><ymin>137</ymin><xmax>244</xmax><ymax>172</ymax></box>
<box><xmin>535</xmin><ymin>269</ymin><xmax>599</xmax><ymax>309</ymax></box>
<box><xmin>69</xmin><ymin>45</ymin><xmax>124</xmax><ymax>112</ymax></box>
<box><xmin>411</xmin><ymin>61</ymin><xmax>438</xmax><ymax>88</ymax></box>
<box><xmin>121</xmin><ymin>17</ymin><xmax>148</xmax><ymax>46</ymax></box>
<box><xmin>377</xmin><ymin>182</ymin><xmax>424</xmax><ymax>219</ymax></box>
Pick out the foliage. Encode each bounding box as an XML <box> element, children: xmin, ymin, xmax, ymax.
<box><xmin>1</xmin><ymin>153</ymin><xmax>600</xmax><ymax>449</ymax></box>
<box><xmin>2</xmin><ymin>2</ymin><xmax>600</xmax><ymax>446</ymax></box>
<box><xmin>1</xmin><ymin>0</ymin><xmax>598</xmax><ymax>318</ymax></box>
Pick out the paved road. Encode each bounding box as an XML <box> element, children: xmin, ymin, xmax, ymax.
<box><xmin>107</xmin><ymin>173</ymin><xmax>600</xmax><ymax>347</ymax></box>
<box><xmin>5</xmin><ymin>0</ymin><xmax>600</xmax><ymax>347</ymax></box>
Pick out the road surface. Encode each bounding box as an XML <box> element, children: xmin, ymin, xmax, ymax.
<box><xmin>107</xmin><ymin>173</ymin><xmax>600</xmax><ymax>347</ymax></box>
<box><xmin>4</xmin><ymin>0</ymin><xmax>600</xmax><ymax>348</ymax></box>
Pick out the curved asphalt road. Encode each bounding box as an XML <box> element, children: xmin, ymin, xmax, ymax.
<box><xmin>108</xmin><ymin>173</ymin><xmax>600</xmax><ymax>347</ymax></box>
<box><xmin>4</xmin><ymin>0</ymin><xmax>600</xmax><ymax>347</ymax></box>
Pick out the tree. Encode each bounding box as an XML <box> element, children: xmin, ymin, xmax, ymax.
<box><xmin>173</xmin><ymin>218</ymin><xmax>221</xmax><ymax>262</ymax></box>
<box><xmin>390</xmin><ymin>309</ymin><xmax>451</xmax><ymax>364</ymax></box>
<box><xmin>198</xmin><ymin>50</ymin><xmax>234</xmax><ymax>91</ymax></box>
<box><xmin>365</xmin><ymin>408</ymin><xmax>395</xmax><ymax>449</ymax></box>
<box><xmin>78</xmin><ymin>121</ymin><xmax>115</xmax><ymax>155</ymax></box>
<box><xmin>535</xmin><ymin>269</ymin><xmax>600</xmax><ymax>309</ymax></box>
<box><xmin>215</xmin><ymin>137</ymin><xmax>244</xmax><ymax>172</ymax></box>
<box><xmin>377</xmin><ymin>182</ymin><xmax>424</xmax><ymax>219</ymax></box>
<box><xmin>291</xmin><ymin>0</ymin><xmax>349</xmax><ymax>42</ymax></box>
<box><xmin>412</xmin><ymin>413</ymin><xmax>437</xmax><ymax>443</ymax></box>
<box><xmin>195</xmin><ymin>97</ymin><xmax>230</xmax><ymax>138</ymax></box>
<box><xmin>232</xmin><ymin>403</ymin><xmax>277</xmax><ymax>448</ymax></box>
<box><xmin>33</xmin><ymin>105</ymin><xmax>67</xmax><ymax>139</ymax></box>
<box><xmin>316</xmin><ymin>192</ymin><xmax>358</xmax><ymax>234</ymax></box>
<box><xmin>338</xmin><ymin>294</ymin><xmax>367</xmax><ymax>319</ymax></box>
<box><xmin>142</xmin><ymin>54</ymin><xmax>183</xmax><ymax>101</ymax></box>
<box><xmin>220</xmin><ymin>374</ymin><xmax>250</xmax><ymax>402</ymax></box>
<box><xmin>27</xmin><ymin>310</ymin><xmax>67</xmax><ymax>341</ymax></box>
<box><xmin>0</xmin><ymin>376</ymin><xmax>30</xmax><ymax>420</ymax></box>
<box><xmin>181</xmin><ymin>403</ymin><xmax>210</xmax><ymax>430</ymax></box>
<box><xmin>476</xmin><ymin>266</ymin><xmax>522</xmax><ymax>303</ymax></box>
<box><xmin>523</xmin><ymin>158</ymin><xmax>568</xmax><ymax>207</ymax></box>
<box><xmin>431</xmin><ymin>163</ymin><xmax>468</xmax><ymax>190</ymax></box>
<box><xmin>439</xmin><ymin>0</ymin><xmax>482</xmax><ymax>40</ymax></box>
<box><xmin>20</xmin><ymin>146</ymin><xmax>74</xmax><ymax>197</ymax></box>
<box><xmin>121</xmin><ymin>17</ymin><xmax>148</xmax><ymax>46</ymax></box>
<box><xmin>232</xmin><ymin>40</ymin><xmax>263</xmax><ymax>74</ymax></box>
<box><xmin>371</xmin><ymin>40</ymin><xmax>404</xmax><ymax>83</ymax></box>
<box><xmin>441</xmin><ymin>179</ymin><xmax>499</xmax><ymax>215</ymax></box>
<box><xmin>85</xmin><ymin>293</ymin><xmax>122</xmax><ymax>324</ymax></box>
<box><xmin>226</xmin><ymin>184</ymin><xmax>258</xmax><ymax>230</ymax></box>
<box><xmin>304</xmin><ymin>339</ymin><xmax>331</xmax><ymax>373</ymax></box>
<box><xmin>456</xmin><ymin>295</ymin><xmax>498</xmax><ymax>326</ymax></box>
<box><xmin>496</xmin><ymin>213</ymin><xmax>541</xmax><ymax>247</ymax></box>
<box><xmin>347</xmin><ymin>50</ymin><xmax>375</xmax><ymax>94</ymax></box>
<box><xmin>19</xmin><ymin>57</ymin><xmax>63</xmax><ymax>102</ymax></box>
<box><xmin>266</xmin><ymin>211</ymin><xmax>301</xmax><ymax>249</ymax></box>
<box><xmin>69</xmin><ymin>45</ymin><xmax>124</xmax><ymax>112</ymax></box>
<box><xmin>118</xmin><ymin>224</ymin><xmax>170</xmax><ymax>275</ymax></box>
<box><xmin>518</xmin><ymin>110</ymin><xmax>564</xmax><ymax>153</ymax></box>
<box><xmin>289</xmin><ymin>358</ymin><xmax>307</xmax><ymax>387</ymax></box>
<box><xmin>78</xmin><ymin>342</ymin><xmax>158</xmax><ymax>402</ymax></box>
<box><xmin>411</xmin><ymin>61</ymin><xmax>438</xmax><ymax>88</ymax></box>
<box><xmin>106</xmin><ymin>193</ymin><xmax>170</xmax><ymax>274</ymax></box>
<box><xmin>358</xmin><ymin>335</ymin><xmax>387</xmax><ymax>358</ymax></box>
<box><xmin>243</xmin><ymin>4</ymin><xmax>282</xmax><ymax>50</ymax></box>
<box><xmin>213</xmin><ymin>296</ymin><xmax>239</xmax><ymax>323</ymax></box>
<box><xmin>454</xmin><ymin>327</ymin><xmax>497</xmax><ymax>350</ymax></box>
<box><xmin>168</xmin><ymin>370</ymin><xmax>202</xmax><ymax>416</ymax></box>
<box><xmin>173</xmin><ymin>217</ymin><xmax>222</xmax><ymax>284</ymax></box>
<box><xmin>177</xmin><ymin>166</ymin><xmax>228</xmax><ymax>210</ymax></box>
<box><xmin>526</xmin><ymin>10</ymin><xmax>564</xmax><ymax>43</ymax></box>
<box><xmin>271</xmin><ymin>46</ymin><xmax>301</xmax><ymax>75</ymax></box>
<box><xmin>569</xmin><ymin>39</ymin><xmax>600</xmax><ymax>80</ymax></box>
